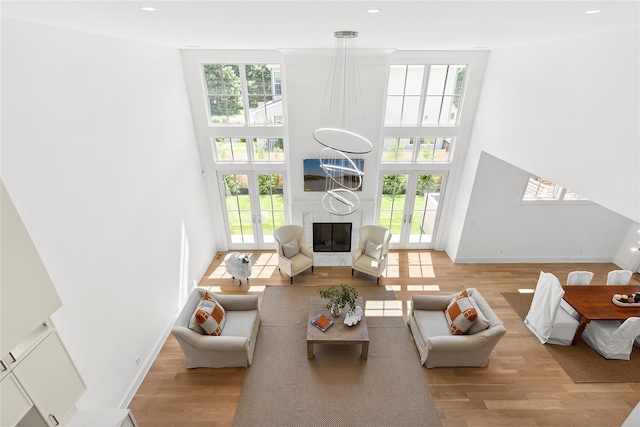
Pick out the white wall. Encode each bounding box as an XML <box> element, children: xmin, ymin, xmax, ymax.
<box><xmin>447</xmin><ymin>30</ymin><xmax>639</xmax><ymax>262</ymax></box>
<box><xmin>454</xmin><ymin>152</ymin><xmax>632</xmax><ymax>262</ymax></box>
<box><xmin>614</xmin><ymin>221</ymin><xmax>640</xmax><ymax>272</ymax></box>
<box><xmin>283</xmin><ymin>50</ymin><xmax>389</xmax><ymax>227</ymax></box>
<box><xmin>1</xmin><ymin>18</ymin><xmax>216</xmax><ymax>408</ymax></box>
<box><xmin>475</xmin><ymin>30</ymin><xmax>639</xmax><ymax>222</ymax></box>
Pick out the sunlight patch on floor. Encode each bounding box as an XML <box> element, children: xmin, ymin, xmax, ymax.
<box><xmin>405</xmin><ymin>251</ymin><xmax>436</xmax><ymax>278</ymax></box>
<box><xmin>247</xmin><ymin>285</ymin><xmax>266</xmax><ymax>293</ymax></box>
<box><xmin>209</xmin><ymin>266</ymin><xmax>230</xmax><ymax>279</ymax></box>
<box><xmin>406</xmin><ymin>284</ymin><xmax>440</xmax><ymax>292</ymax></box>
<box><xmin>387</xmin><ymin>252</ymin><xmax>400</xmax><ymax>265</ymax></box>
<box><xmin>385</xmin><ymin>265</ymin><xmax>399</xmax><ymax>278</ymax></box>
<box><xmin>408</xmin><ymin>251</ymin><xmax>432</xmax><ymax>265</ymax></box>
<box><xmin>518</xmin><ymin>288</ymin><xmax>535</xmax><ymax>293</ymax></box>
<box><xmin>364</xmin><ymin>299</ymin><xmax>403</xmax><ymax>317</ymax></box>
<box><xmin>385</xmin><ymin>252</ymin><xmax>400</xmax><ymax>278</ymax></box>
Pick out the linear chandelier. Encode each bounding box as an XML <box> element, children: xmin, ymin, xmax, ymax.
<box><xmin>314</xmin><ymin>31</ymin><xmax>372</xmax><ymax>216</ymax></box>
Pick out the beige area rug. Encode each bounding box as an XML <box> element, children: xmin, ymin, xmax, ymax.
<box><xmin>233</xmin><ymin>286</ymin><xmax>442</xmax><ymax>427</ymax></box>
<box><xmin>502</xmin><ymin>291</ymin><xmax>640</xmax><ymax>383</ymax></box>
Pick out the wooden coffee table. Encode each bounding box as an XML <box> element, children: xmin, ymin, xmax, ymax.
<box><xmin>307</xmin><ymin>296</ymin><xmax>369</xmax><ymax>359</ymax></box>
<box><xmin>562</xmin><ymin>284</ymin><xmax>640</xmax><ymax>345</ymax></box>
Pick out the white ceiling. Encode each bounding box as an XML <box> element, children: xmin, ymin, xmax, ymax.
<box><xmin>1</xmin><ymin>1</ymin><xmax>638</xmax><ymax>51</ymax></box>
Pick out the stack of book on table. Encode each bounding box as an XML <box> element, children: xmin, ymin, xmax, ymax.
<box><xmin>311</xmin><ymin>314</ymin><xmax>333</xmax><ymax>332</ymax></box>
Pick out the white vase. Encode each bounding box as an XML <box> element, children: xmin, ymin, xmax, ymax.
<box><xmin>330</xmin><ymin>304</ymin><xmax>342</xmax><ymax>317</ymax></box>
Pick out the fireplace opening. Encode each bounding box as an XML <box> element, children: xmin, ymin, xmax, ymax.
<box><xmin>313</xmin><ymin>223</ymin><xmax>352</xmax><ymax>252</ymax></box>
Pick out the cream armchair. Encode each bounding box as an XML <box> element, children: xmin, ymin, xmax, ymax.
<box><xmin>274</xmin><ymin>224</ymin><xmax>314</xmax><ymax>284</ymax></box>
<box><xmin>172</xmin><ymin>288</ymin><xmax>261</xmax><ymax>368</ymax></box>
<box><xmin>351</xmin><ymin>225</ymin><xmax>391</xmax><ymax>284</ymax></box>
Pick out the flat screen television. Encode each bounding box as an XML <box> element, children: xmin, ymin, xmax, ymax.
<box><xmin>303</xmin><ymin>158</ymin><xmax>364</xmax><ymax>192</ymax></box>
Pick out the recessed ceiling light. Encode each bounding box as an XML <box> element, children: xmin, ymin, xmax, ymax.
<box><xmin>585</xmin><ymin>9</ymin><xmax>603</xmax><ymax>14</ymax></box>
<box><xmin>140</xmin><ymin>6</ymin><xmax>157</xmax><ymax>12</ymax></box>
<box><xmin>366</xmin><ymin>8</ymin><xmax>381</xmax><ymax>14</ymax></box>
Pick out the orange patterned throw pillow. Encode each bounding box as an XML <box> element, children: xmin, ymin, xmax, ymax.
<box><xmin>444</xmin><ymin>290</ymin><xmax>478</xmax><ymax>335</ymax></box>
<box><xmin>194</xmin><ymin>292</ymin><xmax>227</xmax><ymax>336</ymax></box>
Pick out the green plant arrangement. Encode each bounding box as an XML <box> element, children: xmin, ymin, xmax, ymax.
<box><xmin>317</xmin><ymin>284</ymin><xmax>358</xmax><ymax>316</ymax></box>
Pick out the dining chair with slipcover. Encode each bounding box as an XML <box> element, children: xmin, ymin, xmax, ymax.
<box><xmin>567</xmin><ymin>271</ymin><xmax>594</xmax><ymax>286</ymax></box>
<box><xmin>606</xmin><ymin>270</ymin><xmax>633</xmax><ymax>285</ymax></box>
<box><xmin>561</xmin><ymin>270</ymin><xmax>595</xmax><ymax>320</ymax></box>
<box><xmin>581</xmin><ymin>317</ymin><xmax>640</xmax><ymax>360</ymax></box>
<box><xmin>524</xmin><ymin>271</ymin><xmax>580</xmax><ymax>346</ymax></box>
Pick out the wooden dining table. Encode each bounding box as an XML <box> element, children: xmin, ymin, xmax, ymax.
<box><xmin>562</xmin><ymin>284</ymin><xmax>640</xmax><ymax>345</ymax></box>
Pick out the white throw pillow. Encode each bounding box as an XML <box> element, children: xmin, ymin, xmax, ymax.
<box><xmin>365</xmin><ymin>240</ymin><xmax>382</xmax><ymax>259</ymax></box>
<box><xmin>467</xmin><ymin>296</ymin><xmax>490</xmax><ymax>335</ymax></box>
<box><xmin>282</xmin><ymin>238</ymin><xmax>300</xmax><ymax>259</ymax></box>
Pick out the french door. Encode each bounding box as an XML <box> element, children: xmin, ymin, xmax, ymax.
<box><xmin>218</xmin><ymin>171</ymin><xmax>287</xmax><ymax>250</ymax></box>
<box><xmin>378</xmin><ymin>171</ymin><xmax>447</xmax><ymax>249</ymax></box>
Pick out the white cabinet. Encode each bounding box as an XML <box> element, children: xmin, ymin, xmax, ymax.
<box><xmin>1</xmin><ymin>373</ymin><xmax>33</xmax><ymax>427</ymax></box>
<box><xmin>1</xmin><ymin>181</ymin><xmax>63</xmax><ymax>357</ymax></box>
<box><xmin>0</xmin><ymin>180</ymin><xmax>86</xmax><ymax>427</ymax></box>
<box><xmin>12</xmin><ymin>331</ymin><xmax>86</xmax><ymax>426</ymax></box>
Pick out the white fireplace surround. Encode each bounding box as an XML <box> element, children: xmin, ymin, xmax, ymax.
<box><xmin>302</xmin><ymin>211</ymin><xmax>362</xmax><ymax>266</ymax></box>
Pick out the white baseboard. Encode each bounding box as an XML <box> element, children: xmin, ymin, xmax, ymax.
<box><xmin>118</xmin><ymin>249</ymin><xmax>217</xmax><ymax>409</ymax></box>
<box><xmin>452</xmin><ymin>256</ymin><xmax>614</xmax><ymax>264</ymax></box>
<box><xmin>118</xmin><ymin>315</ymin><xmax>176</xmax><ymax>409</ymax></box>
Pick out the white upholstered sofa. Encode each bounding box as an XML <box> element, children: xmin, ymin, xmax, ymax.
<box><xmin>407</xmin><ymin>288</ymin><xmax>506</xmax><ymax>368</ymax></box>
<box><xmin>172</xmin><ymin>288</ymin><xmax>261</xmax><ymax>368</ymax></box>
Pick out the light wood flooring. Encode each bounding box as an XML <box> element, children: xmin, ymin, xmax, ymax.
<box><xmin>128</xmin><ymin>251</ymin><xmax>640</xmax><ymax>427</ymax></box>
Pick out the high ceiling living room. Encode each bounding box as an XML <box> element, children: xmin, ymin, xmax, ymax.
<box><xmin>1</xmin><ymin>1</ymin><xmax>639</xmax><ymax>426</ymax></box>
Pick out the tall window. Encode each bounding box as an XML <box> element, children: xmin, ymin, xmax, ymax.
<box><xmin>384</xmin><ymin>64</ymin><xmax>467</xmax><ymax>126</ymax></box>
<box><xmin>522</xmin><ymin>177</ymin><xmax>587</xmax><ymax>201</ymax></box>
<box><xmin>203</xmin><ymin>63</ymin><xmax>283</xmax><ymax>126</ymax></box>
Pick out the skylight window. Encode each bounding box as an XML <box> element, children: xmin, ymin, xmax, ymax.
<box><xmin>522</xmin><ymin>176</ymin><xmax>588</xmax><ymax>202</ymax></box>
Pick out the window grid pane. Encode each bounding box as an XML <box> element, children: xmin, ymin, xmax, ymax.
<box><xmin>380</xmin><ymin>174</ymin><xmax>408</xmax><ymax>239</ymax></box>
<box><xmin>410</xmin><ymin>174</ymin><xmax>443</xmax><ymax>243</ymax></box>
<box><xmin>258</xmin><ymin>174</ymin><xmax>285</xmax><ymax>240</ymax></box>
<box><xmin>381</xmin><ymin>138</ymin><xmax>414</xmax><ymax>162</ymax></box>
<box><xmin>422</xmin><ymin>64</ymin><xmax>466</xmax><ymax>126</ymax></box>
<box><xmin>223</xmin><ymin>174</ymin><xmax>254</xmax><ymax>244</ymax></box>
<box><xmin>204</xmin><ymin>64</ymin><xmax>244</xmax><ymax>125</ymax></box>
<box><xmin>387</xmin><ymin>65</ymin><xmax>408</xmax><ymax>95</ymax></box>
<box><xmin>384</xmin><ymin>65</ymin><xmax>424</xmax><ymax>125</ymax></box>
<box><xmin>252</xmin><ymin>138</ymin><xmax>285</xmax><ymax>162</ymax></box>
<box><xmin>401</xmin><ymin>96</ymin><xmax>421</xmax><ymax>125</ymax></box>
<box><xmin>213</xmin><ymin>137</ymin><xmax>249</xmax><ymax>162</ymax></box>
<box><xmin>246</xmin><ymin>64</ymin><xmax>283</xmax><ymax>126</ymax></box>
